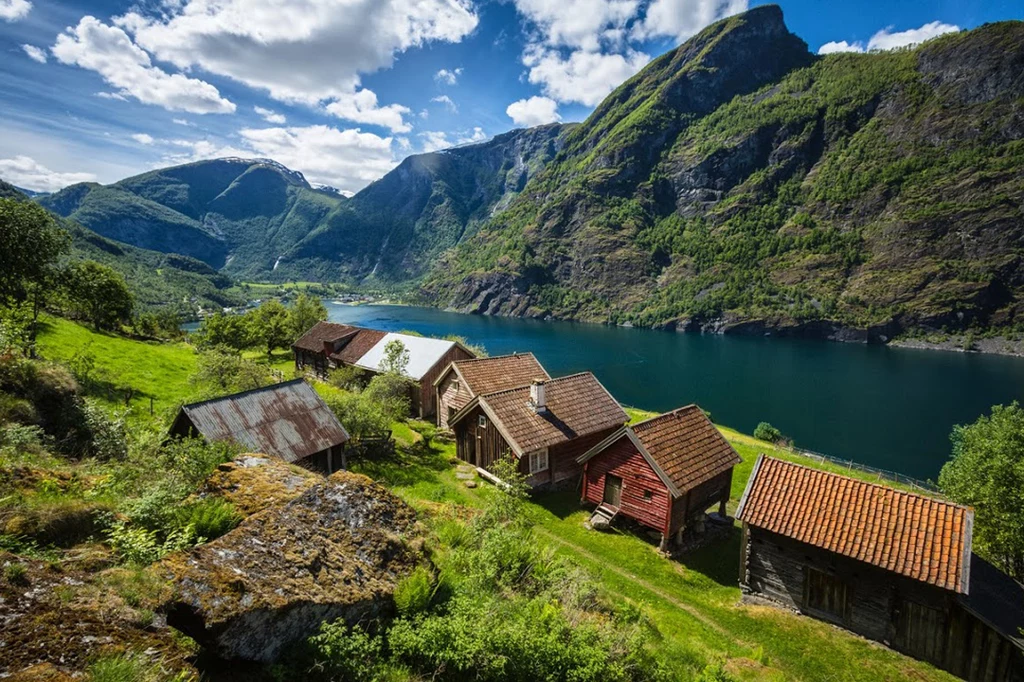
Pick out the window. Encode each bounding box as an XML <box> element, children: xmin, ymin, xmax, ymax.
<box><xmin>528</xmin><ymin>449</ymin><xmax>549</xmax><ymax>474</ymax></box>
<box><xmin>452</xmin><ymin>379</ymin><xmax>460</xmax><ymax>391</ymax></box>
<box><xmin>478</xmin><ymin>415</ymin><xmax>487</xmax><ymax>428</ymax></box>
<box><xmin>804</xmin><ymin>568</ymin><xmax>848</xmax><ymax>621</ymax></box>
<box><xmin>643</xmin><ymin>490</ymin><xmax>653</xmax><ymax>501</ymax></box>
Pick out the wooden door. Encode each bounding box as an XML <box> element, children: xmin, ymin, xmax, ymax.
<box><xmin>604</xmin><ymin>474</ymin><xmax>623</xmax><ymax>507</ymax></box>
<box><xmin>893</xmin><ymin>598</ymin><xmax>946</xmax><ymax>666</ymax></box>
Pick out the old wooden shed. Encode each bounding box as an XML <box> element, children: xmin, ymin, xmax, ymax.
<box><xmin>737</xmin><ymin>456</ymin><xmax>1024</xmax><ymax>681</ymax></box>
<box><xmin>169</xmin><ymin>379</ymin><xmax>350</xmax><ymax>474</ymax></box>
<box><xmin>577</xmin><ymin>405</ymin><xmax>740</xmax><ymax>548</ymax></box>
<box><xmin>433</xmin><ymin>353</ymin><xmax>550</xmax><ymax>430</ymax></box>
<box><xmin>448</xmin><ymin>372</ymin><xmax>627</xmax><ymax>489</ymax></box>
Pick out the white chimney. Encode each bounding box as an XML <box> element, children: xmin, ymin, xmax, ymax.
<box><xmin>530</xmin><ymin>379</ymin><xmax>547</xmax><ymax>413</ymax></box>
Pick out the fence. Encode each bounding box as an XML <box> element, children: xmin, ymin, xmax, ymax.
<box><xmin>782</xmin><ymin>446</ymin><xmax>939</xmax><ymax>493</ymax></box>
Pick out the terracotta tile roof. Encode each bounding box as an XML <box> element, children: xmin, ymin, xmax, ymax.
<box><xmin>737</xmin><ymin>456</ymin><xmax>974</xmax><ymax>593</ymax></box>
<box><xmin>631</xmin><ymin>405</ymin><xmax>741</xmax><ymax>494</ymax></box>
<box><xmin>446</xmin><ymin>353</ymin><xmax>550</xmax><ymax>396</ymax></box>
<box><xmin>477</xmin><ymin>372</ymin><xmax>627</xmax><ymax>455</ymax></box>
<box><xmin>292</xmin><ymin>321</ymin><xmax>358</xmax><ymax>353</ymax></box>
<box><xmin>331</xmin><ymin>329</ymin><xmax>387</xmax><ymax>365</ymax></box>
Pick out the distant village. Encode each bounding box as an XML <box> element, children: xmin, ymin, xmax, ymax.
<box><xmin>170</xmin><ymin>320</ymin><xmax>1024</xmax><ymax>682</ymax></box>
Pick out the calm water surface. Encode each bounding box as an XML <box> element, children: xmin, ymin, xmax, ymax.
<box><xmin>325</xmin><ymin>303</ymin><xmax>1024</xmax><ymax>480</ymax></box>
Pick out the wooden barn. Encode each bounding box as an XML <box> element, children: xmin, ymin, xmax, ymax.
<box><xmin>577</xmin><ymin>405</ymin><xmax>741</xmax><ymax>549</ymax></box>
<box><xmin>433</xmin><ymin>352</ymin><xmax>550</xmax><ymax>430</ymax></box>
<box><xmin>169</xmin><ymin>379</ymin><xmax>350</xmax><ymax>474</ymax></box>
<box><xmin>737</xmin><ymin>456</ymin><xmax>1024</xmax><ymax>681</ymax></box>
<box><xmin>292</xmin><ymin>322</ymin><xmax>475</xmax><ymax>419</ymax></box>
<box><xmin>448</xmin><ymin>373</ymin><xmax>627</xmax><ymax>489</ymax></box>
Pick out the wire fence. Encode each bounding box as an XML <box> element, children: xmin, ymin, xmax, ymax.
<box><xmin>783</xmin><ymin>446</ymin><xmax>940</xmax><ymax>493</ymax></box>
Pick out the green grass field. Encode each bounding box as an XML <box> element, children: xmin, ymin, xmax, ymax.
<box><xmin>33</xmin><ymin>318</ymin><xmax>954</xmax><ymax>681</ymax></box>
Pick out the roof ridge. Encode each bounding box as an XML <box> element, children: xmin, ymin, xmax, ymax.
<box><xmin>477</xmin><ymin>371</ymin><xmax>595</xmax><ymax>399</ymax></box>
<box><xmin>454</xmin><ymin>352</ymin><xmax>536</xmax><ymax>364</ymax></box>
<box><xmin>181</xmin><ymin>378</ymin><xmax>307</xmax><ymax>410</ymax></box>
<box><xmin>761</xmin><ymin>456</ymin><xmax>966</xmax><ymax>510</ymax></box>
<box><xmin>631</xmin><ymin>403</ymin><xmax>701</xmax><ymax>429</ymax></box>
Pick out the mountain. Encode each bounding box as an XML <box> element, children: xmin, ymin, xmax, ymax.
<box><xmin>417</xmin><ymin>7</ymin><xmax>1024</xmax><ymax>339</ymax></box>
<box><xmin>1</xmin><ymin>179</ymin><xmax>242</xmax><ymax>314</ymax></box>
<box><xmin>38</xmin><ymin>158</ymin><xmax>345</xmax><ymax>279</ymax></box>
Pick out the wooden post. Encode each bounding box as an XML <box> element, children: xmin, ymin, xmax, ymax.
<box><xmin>150</xmin><ymin>397</ymin><xmax>154</xmax><ymax>416</ymax></box>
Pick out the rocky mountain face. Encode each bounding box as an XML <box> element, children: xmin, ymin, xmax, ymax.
<box><xmin>421</xmin><ymin>8</ymin><xmax>1024</xmax><ymax>338</ymax></box>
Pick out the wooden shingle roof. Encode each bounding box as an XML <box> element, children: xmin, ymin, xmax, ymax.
<box><xmin>331</xmin><ymin>328</ymin><xmax>387</xmax><ymax>365</ymax></box>
<box><xmin>440</xmin><ymin>353</ymin><xmax>550</xmax><ymax>396</ymax></box>
<box><xmin>737</xmin><ymin>456</ymin><xmax>974</xmax><ymax>593</ymax></box>
<box><xmin>578</xmin><ymin>405</ymin><xmax>740</xmax><ymax>497</ymax></box>
<box><xmin>292</xmin><ymin>321</ymin><xmax>357</xmax><ymax>353</ymax></box>
<box><xmin>470</xmin><ymin>372</ymin><xmax>627</xmax><ymax>456</ymax></box>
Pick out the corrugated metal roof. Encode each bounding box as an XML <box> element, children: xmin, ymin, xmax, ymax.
<box><xmin>177</xmin><ymin>379</ymin><xmax>349</xmax><ymax>463</ymax></box>
<box><xmin>354</xmin><ymin>332</ymin><xmax>456</xmax><ymax>381</ymax></box>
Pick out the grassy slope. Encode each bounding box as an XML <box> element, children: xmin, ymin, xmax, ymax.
<box><xmin>37</xmin><ymin>318</ymin><xmax>954</xmax><ymax>681</ymax></box>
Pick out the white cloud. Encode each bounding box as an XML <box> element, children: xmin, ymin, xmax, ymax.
<box><xmin>0</xmin><ymin>155</ymin><xmax>96</xmax><ymax>192</ymax></box>
<box><xmin>166</xmin><ymin>125</ymin><xmax>399</xmax><ymax>194</ymax></box>
<box><xmin>506</xmin><ymin>96</ymin><xmax>561</xmax><ymax>126</ymax></box>
<box><xmin>457</xmin><ymin>127</ymin><xmax>487</xmax><ymax>145</ymax></box>
<box><xmin>634</xmin><ymin>0</ymin><xmax>747</xmax><ymax>43</ymax></box>
<box><xmin>324</xmin><ymin>89</ymin><xmax>412</xmax><ymax>133</ymax></box>
<box><xmin>52</xmin><ymin>17</ymin><xmax>236</xmax><ymax>114</ymax></box>
<box><xmin>0</xmin><ymin>0</ymin><xmax>31</xmax><ymax>21</ymax></box>
<box><xmin>172</xmin><ymin>118</ymin><xmax>192</xmax><ymax>126</ymax></box>
<box><xmin>866</xmin><ymin>21</ymin><xmax>959</xmax><ymax>50</ymax></box>
<box><xmin>254</xmin><ymin>106</ymin><xmax>286</xmax><ymax>124</ymax></box>
<box><xmin>818</xmin><ymin>20</ymin><xmax>960</xmax><ymax>56</ymax></box>
<box><xmin>818</xmin><ymin>40</ymin><xmax>863</xmax><ymax>55</ymax></box>
<box><xmin>419</xmin><ymin>131</ymin><xmax>451</xmax><ymax>153</ymax></box>
<box><xmin>435</xmin><ymin>67</ymin><xmax>463</xmax><ymax>85</ymax></box>
<box><xmin>512</xmin><ymin>0</ymin><xmax>639</xmax><ymax>51</ymax></box>
<box><xmin>21</xmin><ymin>44</ymin><xmax>46</xmax><ymax>63</ymax></box>
<box><xmin>524</xmin><ymin>46</ymin><xmax>649</xmax><ymax>106</ymax></box>
<box><xmin>431</xmin><ymin>95</ymin><xmax>457</xmax><ymax>112</ymax></box>
<box><xmin>131</xmin><ymin>133</ymin><xmax>155</xmax><ymax>145</ymax></box>
<box><xmin>118</xmin><ymin>0</ymin><xmax>477</xmax><ymax>129</ymax></box>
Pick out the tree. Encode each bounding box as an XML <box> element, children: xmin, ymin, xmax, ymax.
<box><xmin>753</xmin><ymin>422</ymin><xmax>783</xmax><ymax>443</ymax></box>
<box><xmin>247</xmin><ymin>300</ymin><xmax>291</xmax><ymax>358</ymax></box>
<box><xmin>62</xmin><ymin>261</ymin><xmax>134</xmax><ymax>331</ymax></box>
<box><xmin>194</xmin><ymin>312</ymin><xmax>252</xmax><ymax>351</ymax></box>
<box><xmin>288</xmin><ymin>292</ymin><xmax>328</xmax><ymax>340</ymax></box>
<box><xmin>0</xmin><ymin>199</ymin><xmax>69</xmax><ymax>304</ymax></box>
<box><xmin>379</xmin><ymin>339</ymin><xmax>409</xmax><ymax>376</ymax></box>
<box><xmin>938</xmin><ymin>402</ymin><xmax>1024</xmax><ymax>579</ymax></box>
<box><xmin>189</xmin><ymin>348</ymin><xmax>279</xmax><ymax>396</ymax></box>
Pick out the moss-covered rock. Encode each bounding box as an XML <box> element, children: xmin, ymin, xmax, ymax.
<box><xmin>195</xmin><ymin>453</ymin><xmax>319</xmax><ymax>517</ymax></box>
<box><xmin>163</xmin><ymin>470</ymin><xmax>424</xmax><ymax>662</ymax></box>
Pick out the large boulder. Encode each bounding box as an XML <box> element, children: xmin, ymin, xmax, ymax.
<box><xmin>196</xmin><ymin>453</ymin><xmax>320</xmax><ymax>517</ymax></box>
<box><xmin>163</xmin><ymin>470</ymin><xmax>424</xmax><ymax>662</ymax></box>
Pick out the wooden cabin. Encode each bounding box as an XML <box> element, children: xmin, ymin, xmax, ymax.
<box><xmin>433</xmin><ymin>353</ymin><xmax>550</xmax><ymax>430</ymax></box>
<box><xmin>169</xmin><ymin>379</ymin><xmax>350</xmax><ymax>474</ymax></box>
<box><xmin>448</xmin><ymin>372</ymin><xmax>627</xmax><ymax>489</ymax></box>
<box><xmin>737</xmin><ymin>456</ymin><xmax>1024</xmax><ymax>681</ymax></box>
<box><xmin>577</xmin><ymin>405</ymin><xmax>740</xmax><ymax>549</ymax></box>
<box><xmin>292</xmin><ymin>323</ymin><xmax>475</xmax><ymax>419</ymax></box>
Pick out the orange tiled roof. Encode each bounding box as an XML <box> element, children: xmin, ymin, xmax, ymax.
<box><xmin>477</xmin><ymin>372</ymin><xmax>627</xmax><ymax>455</ymax></box>
<box><xmin>631</xmin><ymin>405</ymin><xmax>741</xmax><ymax>494</ymax></box>
<box><xmin>447</xmin><ymin>353</ymin><xmax>550</xmax><ymax>396</ymax></box>
<box><xmin>737</xmin><ymin>456</ymin><xmax>973</xmax><ymax>593</ymax></box>
<box><xmin>292</xmin><ymin>321</ymin><xmax>358</xmax><ymax>353</ymax></box>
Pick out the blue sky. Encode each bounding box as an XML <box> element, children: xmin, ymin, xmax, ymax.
<box><xmin>0</xmin><ymin>0</ymin><xmax>1018</xmax><ymax>194</ymax></box>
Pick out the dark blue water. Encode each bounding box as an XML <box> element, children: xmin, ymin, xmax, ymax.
<box><xmin>324</xmin><ymin>303</ymin><xmax>1024</xmax><ymax>480</ymax></box>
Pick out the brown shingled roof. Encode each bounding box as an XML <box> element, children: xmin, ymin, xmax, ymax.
<box><xmin>440</xmin><ymin>353</ymin><xmax>550</xmax><ymax>396</ymax></box>
<box><xmin>292</xmin><ymin>321</ymin><xmax>357</xmax><ymax>353</ymax></box>
<box><xmin>470</xmin><ymin>372</ymin><xmax>627</xmax><ymax>455</ymax></box>
<box><xmin>578</xmin><ymin>405</ymin><xmax>740</xmax><ymax>497</ymax></box>
<box><xmin>737</xmin><ymin>456</ymin><xmax>974</xmax><ymax>593</ymax></box>
<box><xmin>331</xmin><ymin>328</ymin><xmax>387</xmax><ymax>365</ymax></box>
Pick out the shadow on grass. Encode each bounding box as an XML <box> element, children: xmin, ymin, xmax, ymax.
<box><xmin>349</xmin><ymin>440</ymin><xmax>451</xmax><ymax>490</ymax></box>
<box><xmin>531</xmin><ymin>489</ymin><xmax>584</xmax><ymax>520</ymax></box>
<box><xmin>679</xmin><ymin>524</ymin><xmax>742</xmax><ymax>588</ymax></box>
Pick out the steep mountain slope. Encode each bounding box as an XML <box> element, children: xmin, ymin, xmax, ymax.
<box><xmin>422</xmin><ymin>8</ymin><xmax>1024</xmax><ymax>338</ymax></box>
<box><xmin>39</xmin><ymin>159</ymin><xmax>344</xmax><ymax>278</ymax></box>
<box><xmin>2</xmin><ymin>179</ymin><xmax>242</xmax><ymax>313</ymax></box>
<box><xmin>275</xmin><ymin>123</ymin><xmax>571</xmax><ymax>281</ymax></box>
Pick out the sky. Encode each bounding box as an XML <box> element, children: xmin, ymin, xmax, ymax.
<box><xmin>0</xmin><ymin>0</ymin><xmax>1018</xmax><ymax>195</ymax></box>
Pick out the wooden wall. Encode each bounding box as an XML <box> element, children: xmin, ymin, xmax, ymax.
<box><xmin>418</xmin><ymin>346</ymin><xmax>474</xmax><ymax>419</ymax></box>
<box><xmin>582</xmin><ymin>437</ymin><xmax>671</xmax><ymax>532</ymax></box>
<box><xmin>293</xmin><ymin>348</ymin><xmax>330</xmax><ymax>378</ymax></box>
<box><xmin>741</xmin><ymin>526</ymin><xmax>1024</xmax><ymax>682</ymax></box>
<box><xmin>436</xmin><ymin>368</ymin><xmax>474</xmax><ymax>430</ymax></box>
<box><xmin>548</xmin><ymin>427</ymin><xmax>618</xmax><ymax>488</ymax></box>
<box><xmin>455</xmin><ymin>405</ymin><xmax>512</xmax><ymax>471</ymax></box>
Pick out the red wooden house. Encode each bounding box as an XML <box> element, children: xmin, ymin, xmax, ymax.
<box><xmin>448</xmin><ymin>372</ymin><xmax>627</xmax><ymax>489</ymax></box>
<box><xmin>577</xmin><ymin>405</ymin><xmax>740</xmax><ymax>549</ymax></box>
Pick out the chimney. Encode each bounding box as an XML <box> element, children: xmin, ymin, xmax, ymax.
<box><xmin>530</xmin><ymin>378</ymin><xmax>547</xmax><ymax>413</ymax></box>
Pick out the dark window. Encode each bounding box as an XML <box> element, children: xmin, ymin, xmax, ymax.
<box><xmin>804</xmin><ymin>568</ymin><xmax>848</xmax><ymax>621</ymax></box>
<box><xmin>643</xmin><ymin>490</ymin><xmax>653</xmax><ymax>501</ymax></box>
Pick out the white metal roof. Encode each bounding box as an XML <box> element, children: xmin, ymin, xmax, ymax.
<box><xmin>354</xmin><ymin>332</ymin><xmax>455</xmax><ymax>381</ymax></box>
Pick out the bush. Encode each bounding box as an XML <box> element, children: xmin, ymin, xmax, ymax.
<box><xmin>393</xmin><ymin>565</ymin><xmax>434</xmax><ymax>616</ymax></box>
<box><xmin>82</xmin><ymin>400</ymin><xmax>128</xmax><ymax>460</ymax></box>
<box><xmin>4</xmin><ymin>561</ymin><xmax>28</xmax><ymax>585</ymax></box>
<box><xmin>328</xmin><ymin>365</ymin><xmax>367</xmax><ymax>392</ymax></box>
<box><xmin>325</xmin><ymin>392</ymin><xmax>393</xmax><ymax>440</ymax></box>
<box><xmin>306</xmin><ymin>621</ymin><xmax>387</xmax><ymax>682</ymax></box>
<box><xmin>172</xmin><ymin>498</ymin><xmax>241</xmax><ymax>541</ymax></box>
<box><xmin>105</xmin><ymin>520</ymin><xmax>200</xmax><ymax>565</ymax></box>
<box><xmin>753</xmin><ymin>422</ymin><xmax>783</xmax><ymax>443</ymax></box>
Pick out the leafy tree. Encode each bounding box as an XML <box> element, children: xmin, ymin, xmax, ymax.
<box><xmin>247</xmin><ymin>299</ymin><xmax>291</xmax><ymax>358</ymax></box>
<box><xmin>379</xmin><ymin>339</ymin><xmax>410</xmax><ymax>376</ymax></box>
<box><xmin>444</xmin><ymin>334</ymin><xmax>487</xmax><ymax>358</ymax></box>
<box><xmin>939</xmin><ymin>402</ymin><xmax>1024</xmax><ymax>579</ymax></box>
<box><xmin>753</xmin><ymin>422</ymin><xmax>782</xmax><ymax>443</ymax></box>
<box><xmin>189</xmin><ymin>348</ymin><xmax>279</xmax><ymax>396</ymax></box>
<box><xmin>62</xmin><ymin>261</ymin><xmax>134</xmax><ymax>331</ymax></box>
<box><xmin>0</xmin><ymin>199</ymin><xmax>69</xmax><ymax>304</ymax></box>
<box><xmin>288</xmin><ymin>292</ymin><xmax>328</xmax><ymax>340</ymax></box>
<box><xmin>194</xmin><ymin>312</ymin><xmax>252</xmax><ymax>351</ymax></box>
<box><xmin>364</xmin><ymin>339</ymin><xmax>412</xmax><ymax>421</ymax></box>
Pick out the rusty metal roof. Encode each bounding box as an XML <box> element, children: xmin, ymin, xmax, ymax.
<box><xmin>176</xmin><ymin>379</ymin><xmax>349</xmax><ymax>463</ymax></box>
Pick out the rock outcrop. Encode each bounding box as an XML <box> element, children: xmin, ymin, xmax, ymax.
<box><xmin>195</xmin><ymin>453</ymin><xmax>320</xmax><ymax>517</ymax></box>
<box><xmin>163</xmin><ymin>470</ymin><xmax>423</xmax><ymax>662</ymax></box>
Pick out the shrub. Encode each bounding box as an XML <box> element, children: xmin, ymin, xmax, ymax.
<box><xmin>393</xmin><ymin>566</ymin><xmax>434</xmax><ymax>616</ymax></box>
<box><xmin>753</xmin><ymin>422</ymin><xmax>783</xmax><ymax>443</ymax></box>
<box><xmin>82</xmin><ymin>400</ymin><xmax>128</xmax><ymax>460</ymax></box>
<box><xmin>172</xmin><ymin>498</ymin><xmax>241</xmax><ymax>541</ymax></box>
<box><xmin>105</xmin><ymin>520</ymin><xmax>201</xmax><ymax>565</ymax></box>
<box><xmin>328</xmin><ymin>365</ymin><xmax>367</xmax><ymax>391</ymax></box>
<box><xmin>3</xmin><ymin>561</ymin><xmax>28</xmax><ymax>585</ymax></box>
<box><xmin>306</xmin><ymin>621</ymin><xmax>387</xmax><ymax>682</ymax></box>
<box><xmin>325</xmin><ymin>392</ymin><xmax>393</xmax><ymax>440</ymax></box>
<box><xmin>695</xmin><ymin>660</ymin><xmax>736</xmax><ymax>682</ymax></box>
